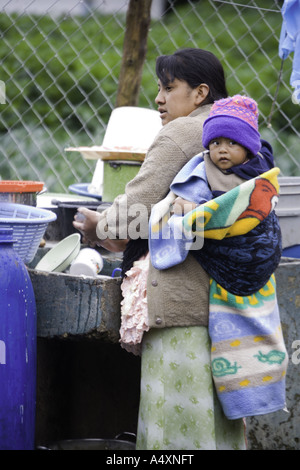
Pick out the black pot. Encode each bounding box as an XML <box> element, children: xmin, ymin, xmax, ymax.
<box><xmin>37</xmin><ymin>432</ymin><xmax>136</xmax><ymax>450</ymax></box>
<box><xmin>43</xmin><ymin>200</ymin><xmax>111</xmax><ymax>241</ymax></box>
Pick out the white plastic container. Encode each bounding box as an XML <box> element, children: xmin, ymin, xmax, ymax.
<box><xmin>70</xmin><ymin>248</ymin><xmax>104</xmax><ymax>277</ymax></box>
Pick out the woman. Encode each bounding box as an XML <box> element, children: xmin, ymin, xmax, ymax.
<box><xmin>74</xmin><ymin>48</ymin><xmax>247</xmax><ymax>450</ymax></box>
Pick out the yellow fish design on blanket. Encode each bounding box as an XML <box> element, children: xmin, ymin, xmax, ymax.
<box><xmin>187</xmin><ymin>168</ymin><xmax>287</xmax><ymax>419</ymax></box>
<box><xmin>149</xmin><ymin>168</ymin><xmax>288</xmax><ymax>419</ymax></box>
<box><xmin>209</xmin><ymin>273</ymin><xmax>288</xmax><ymax>420</ymax></box>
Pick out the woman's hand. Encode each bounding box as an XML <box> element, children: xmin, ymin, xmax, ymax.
<box><xmin>73</xmin><ymin>207</ymin><xmax>128</xmax><ymax>252</ymax></box>
<box><xmin>73</xmin><ymin>207</ymin><xmax>101</xmax><ymax>245</ymax></box>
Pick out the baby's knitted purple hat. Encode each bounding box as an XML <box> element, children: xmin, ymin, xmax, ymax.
<box><xmin>202</xmin><ymin>94</ymin><xmax>261</xmax><ymax>156</ymax></box>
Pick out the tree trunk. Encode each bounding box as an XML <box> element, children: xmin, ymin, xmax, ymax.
<box><xmin>115</xmin><ymin>0</ymin><xmax>153</xmax><ymax>107</ymax></box>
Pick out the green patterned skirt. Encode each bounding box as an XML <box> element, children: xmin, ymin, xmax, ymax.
<box><xmin>136</xmin><ymin>326</ymin><xmax>246</xmax><ymax>450</ymax></box>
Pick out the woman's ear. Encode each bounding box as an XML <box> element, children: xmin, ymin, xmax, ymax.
<box><xmin>195</xmin><ymin>83</ymin><xmax>210</xmax><ymax>105</ymax></box>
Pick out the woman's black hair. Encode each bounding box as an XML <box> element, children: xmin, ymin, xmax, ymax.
<box><xmin>156</xmin><ymin>48</ymin><xmax>228</xmax><ymax>103</ymax></box>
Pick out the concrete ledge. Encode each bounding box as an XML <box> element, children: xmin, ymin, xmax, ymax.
<box><xmin>29</xmin><ymin>269</ymin><xmax>122</xmax><ymax>342</ymax></box>
<box><xmin>28</xmin><ymin>247</ymin><xmax>123</xmax><ymax>341</ymax></box>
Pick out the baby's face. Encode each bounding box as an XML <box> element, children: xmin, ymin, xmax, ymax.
<box><xmin>209</xmin><ymin>137</ymin><xmax>248</xmax><ymax>170</ymax></box>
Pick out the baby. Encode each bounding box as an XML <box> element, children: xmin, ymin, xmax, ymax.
<box><xmin>163</xmin><ymin>94</ymin><xmax>268</xmax><ymax>218</ymax></box>
<box><xmin>149</xmin><ymin>94</ymin><xmax>281</xmax><ymax>294</ymax></box>
<box><xmin>173</xmin><ymin>135</ymin><xmax>251</xmax><ymax>216</ymax></box>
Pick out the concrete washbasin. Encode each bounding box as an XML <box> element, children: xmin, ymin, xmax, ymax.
<box><xmin>28</xmin><ymin>246</ymin><xmax>123</xmax><ymax>341</ymax></box>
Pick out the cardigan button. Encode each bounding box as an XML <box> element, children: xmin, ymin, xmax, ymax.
<box><xmin>155</xmin><ymin>317</ymin><xmax>162</xmax><ymax>325</ymax></box>
<box><xmin>151</xmin><ymin>280</ymin><xmax>158</xmax><ymax>287</ymax></box>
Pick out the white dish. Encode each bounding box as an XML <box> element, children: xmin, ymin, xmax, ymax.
<box><xmin>35</xmin><ymin>233</ymin><xmax>81</xmax><ymax>273</ymax></box>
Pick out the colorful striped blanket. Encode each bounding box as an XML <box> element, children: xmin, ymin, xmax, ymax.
<box><xmin>149</xmin><ymin>167</ymin><xmax>288</xmax><ymax>419</ymax></box>
<box><xmin>150</xmin><ymin>167</ymin><xmax>282</xmax><ymax>295</ymax></box>
<box><xmin>209</xmin><ymin>275</ymin><xmax>288</xmax><ymax>419</ymax></box>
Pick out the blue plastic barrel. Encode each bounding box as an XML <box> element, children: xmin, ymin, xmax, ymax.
<box><xmin>0</xmin><ymin>228</ymin><xmax>36</xmax><ymax>450</ymax></box>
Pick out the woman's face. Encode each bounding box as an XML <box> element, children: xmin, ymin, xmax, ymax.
<box><xmin>155</xmin><ymin>78</ymin><xmax>204</xmax><ymax>126</ymax></box>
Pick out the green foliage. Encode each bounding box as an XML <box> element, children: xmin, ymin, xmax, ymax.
<box><xmin>0</xmin><ymin>12</ymin><xmax>125</xmax><ymax>134</ymax></box>
<box><xmin>142</xmin><ymin>1</ymin><xmax>298</xmax><ymax>130</ymax></box>
<box><xmin>3</xmin><ymin>2</ymin><xmax>293</xmax><ymax>136</ymax></box>
<box><xmin>144</xmin><ymin>2</ymin><xmax>300</xmax><ymax>176</ymax></box>
<box><xmin>0</xmin><ymin>1</ymin><xmax>299</xmax><ymax>192</ymax></box>
<box><xmin>0</xmin><ymin>124</ymin><xmax>99</xmax><ymax>192</ymax></box>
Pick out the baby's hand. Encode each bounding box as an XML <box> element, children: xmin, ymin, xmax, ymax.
<box><xmin>172</xmin><ymin>197</ymin><xmax>197</xmax><ymax>215</ymax></box>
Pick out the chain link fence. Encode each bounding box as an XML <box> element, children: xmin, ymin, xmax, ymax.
<box><xmin>0</xmin><ymin>0</ymin><xmax>299</xmax><ymax>193</ymax></box>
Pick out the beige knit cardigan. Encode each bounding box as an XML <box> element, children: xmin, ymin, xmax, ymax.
<box><xmin>96</xmin><ymin>104</ymin><xmax>242</xmax><ymax>329</ymax></box>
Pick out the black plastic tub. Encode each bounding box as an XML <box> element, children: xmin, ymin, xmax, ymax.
<box><xmin>44</xmin><ymin>200</ymin><xmax>111</xmax><ymax>241</ymax></box>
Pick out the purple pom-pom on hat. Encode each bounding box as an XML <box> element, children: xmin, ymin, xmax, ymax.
<box><xmin>202</xmin><ymin>95</ymin><xmax>261</xmax><ymax>156</ymax></box>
